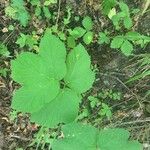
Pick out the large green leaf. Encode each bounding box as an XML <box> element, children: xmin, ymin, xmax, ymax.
<box><xmin>39</xmin><ymin>31</ymin><xmax>67</xmax><ymax>80</ymax></box>
<box><xmin>11</xmin><ymin>32</ymin><xmax>68</xmax><ymax>114</ymax></box>
<box><xmin>52</xmin><ymin>123</ymin><xmax>98</xmax><ymax>150</ymax></box>
<box><xmin>11</xmin><ymin>52</ymin><xmax>60</xmax><ymax>113</ymax></box>
<box><xmin>98</xmin><ymin>128</ymin><xmax>142</xmax><ymax>150</ymax></box>
<box><xmin>11</xmin><ymin>52</ymin><xmax>47</xmax><ymax>85</ymax></box>
<box><xmin>31</xmin><ymin>89</ymin><xmax>81</xmax><ymax>127</ymax></box>
<box><xmin>52</xmin><ymin>123</ymin><xmax>142</xmax><ymax>150</ymax></box>
<box><xmin>64</xmin><ymin>44</ymin><xmax>95</xmax><ymax>94</ymax></box>
<box><xmin>12</xmin><ymin>80</ymin><xmax>59</xmax><ymax>113</ymax></box>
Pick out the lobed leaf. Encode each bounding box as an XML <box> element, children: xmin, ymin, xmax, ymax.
<box><xmin>31</xmin><ymin>89</ymin><xmax>81</xmax><ymax>127</ymax></box>
<box><xmin>39</xmin><ymin>31</ymin><xmax>67</xmax><ymax>80</ymax></box>
<box><xmin>11</xmin><ymin>32</ymin><xmax>95</xmax><ymax>127</ymax></box>
<box><xmin>52</xmin><ymin>123</ymin><xmax>98</xmax><ymax>150</ymax></box>
<box><xmin>12</xmin><ymin>80</ymin><xmax>59</xmax><ymax>113</ymax></box>
<box><xmin>64</xmin><ymin>44</ymin><xmax>95</xmax><ymax>94</ymax></box>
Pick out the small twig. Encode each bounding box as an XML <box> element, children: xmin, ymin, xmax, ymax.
<box><xmin>111</xmin><ymin>118</ymin><xmax>150</xmax><ymax>127</ymax></box>
<box><xmin>141</xmin><ymin>0</ymin><xmax>150</xmax><ymax>16</ymax></box>
<box><xmin>55</xmin><ymin>0</ymin><xmax>61</xmax><ymax>26</ymax></box>
<box><xmin>133</xmin><ymin>0</ymin><xmax>150</xmax><ymax>29</ymax></box>
<box><xmin>9</xmin><ymin>134</ymin><xmax>31</xmax><ymax>141</ymax></box>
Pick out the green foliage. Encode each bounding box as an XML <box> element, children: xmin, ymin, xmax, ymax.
<box><xmin>11</xmin><ymin>31</ymin><xmax>95</xmax><ymax>127</ymax></box>
<box><xmin>29</xmin><ymin>0</ymin><xmax>52</xmax><ymax>19</ymax></box>
<box><xmin>111</xmin><ymin>2</ymin><xmax>133</xmax><ymax>30</ymax></box>
<box><xmin>98</xmin><ymin>89</ymin><xmax>121</xmax><ymax>101</ymax></box>
<box><xmin>50</xmin><ymin>26</ymin><xmax>66</xmax><ymax>41</ymax></box>
<box><xmin>82</xmin><ymin>16</ymin><xmax>93</xmax><ymax>31</ymax></box>
<box><xmin>68</xmin><ymin>16</ymin><xmax>94</xmax><ymax>47</ymax></box>
<box><xmin>102</xmin><ymin>0</ymin><xmax>117</xmax><ymax>15</ymax></box>
<box><xmin>63</xmin><ymin>7</ymin><xmax>72</xmax><ymax>25</ymax></box>
<box><xmin>88</xmin><ymin>89</ymin><xmax>121</xmax><ymax>119</ymax></box>
<box><xmin>110</xmin><ymin>32</ymin><xmax>150</xmax><ymax>56</ymax></box>
<box><xmin>52</xmin><ymin>123</ymin><xmax>142</xmax><ymax>150</ymax></box>
<box><xmin>83</xmin><ymin>31</ymin><xmax>93</xmax><ymax>45</ymax></box>
<box><xmin>5</xmin><ymin>0</ymin><xmax>30</xmax><ymax>27</ymax></box>
<box><xmin>88</xmin><ymin>96</ymin><xmax>100</xmax><ymax>108</ymax></box>
<box><xmin>44</xmin><ymin>0</ymin><xmax>57</xmax><ymax>5</ymax></box>
<box><xmin>0</xmin><ymin>43</ymin><xmax>10</xmax><ymax>57</ymax></box>
<box><xmin>9</xmin><ymin>110</ymin><xmax>18</xmax><ymax>121</ymax></box>
<box><xmin>99</xmin><ymin>103</ymin><xmax>112</xmax><ymax>119</ymax></box>
<box><xmin>0</xmin><ymin>68</ymin><xmax>8</xmax><ymax>78</ymax></box>
<box><xmin>98</xmin><ymin>31</ymin><xmax>110</xmax><ymax>44</ymax></box>
<box><xmin>16</xmin><ymin>33</ymin><xmax>38</xmax><ymax>50</ymax></box>
<box><xmin>30</xmin><ymin>0</ymin><xmax>57</xmax><ymax>6</ymax></box>
<box><xmin>88</xmin><ymin>95</ymin><xmax>113</xmax><ymax>119</ymax></box>
<box><xmin>43</xmin><ymin>6</ymin><xmax>52</xmax><ymax>19</ymax></box>
<box><xmin>31</xmin><ymin>88</ymin><xmax>81</xmax><ymax>127</ymax></box>
<box><xmin>64</xmin><ymin>44</ymin><xmax>95</xmax><ymax>94</ymax></box>
<box><xmin>69</xmin><ymin>27</ymin><xmax>86</xmax><ymax>39</ymax></box>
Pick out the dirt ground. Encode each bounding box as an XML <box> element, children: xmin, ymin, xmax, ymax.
<box><xmin>0</xmin><ymin>0</ymin><xmax>150</xmax><ymax>149</ymax></box>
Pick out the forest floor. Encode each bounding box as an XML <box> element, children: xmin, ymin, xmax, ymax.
<box><xmin>0</xmin><ymin>0</ymin><xmax>150</xmax><ymax>150</ymax></box>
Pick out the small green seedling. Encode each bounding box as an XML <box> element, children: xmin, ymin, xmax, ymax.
<box><xmin>111</xmin><ymin>1</ymin><xmax>133</xmax><ymax>30</ymax></box>
<box><xmin>5</xmin><ymin>0</ymin><xmax>30</xmax><ymax>27</ymax></box>
<box><xmin>98</xmin><ymin>31</ymin><xmax>110</xmax><ymax>44</ymax></box>
<box><xmin>111</xmin><ymin>31</ymin><xmax>150</xmax><ymax>56</ymax></box>
<box><xmin>30</xmin><ymin>0</ymin><xmax>52</xmax><ymax>19</ymax></box>
<box><xmin>88</xmin><ymin>96</ymin><xmax>112</xmax><ymax>119</ymax></box>
<box><xmin>67</xmin><ymin>16</ymin><xmax>94</xmax><ymax>47</ymax></box>
<box><xmin>98</xmin><ymin>89</ymin><xmax>121</xmax><ymax>101</ymax></box>
<box><xmin>16</xmin><ymin>33</ymin><xmax>38</xmax><ymax>50</ymax></box>
<box><xmin>0</xmin><ymin>43</ymin><xmax>10</xmax><ymax>57</ymax></box>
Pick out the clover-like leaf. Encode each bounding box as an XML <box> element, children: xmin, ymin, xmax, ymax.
<box><xmin>98</xmin><ymin>32</ymin><xmax>110</xmax><ymax>44</ymax></box>
<box><xmin>123</xmin><ymin>17</ymin><xmax>132</xmax><ymax>29</ymax></box>
<box><xmin>82</xmin><ymin>16</ymin><xmax>93</xmax><ymax>31</ymax></box>
<box><xmin>121</xmin><ymin>40</ymin><xmax>133</xmax><ymax>56</ymax></box>
<box><xmin>64</xmin><ymin>44</ymin><xmax>95</xmax><ymax>94</ymax></box>
<box><xmin>52</xmin><ymin>123</ymin><xmax>142</xmax><ymax>150</ymax></box>
<box><xmin>83</xmin><ymin>31</ymin><xmax>93</xmax><ymax>45</ymax></box>
<box><xmin>111</xmin><ymin>36</ymin><xmax>124</xmax><ymax>48</ymax></box>
<box><xmin>69</xmin><ymin>27</ymin><xmax>86</xmax><ymax>39</ymax></box>
<box><xmin>31</xmin><ymin>89</ymin><xmax>81</xmax><ymax>127</ymax></box>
